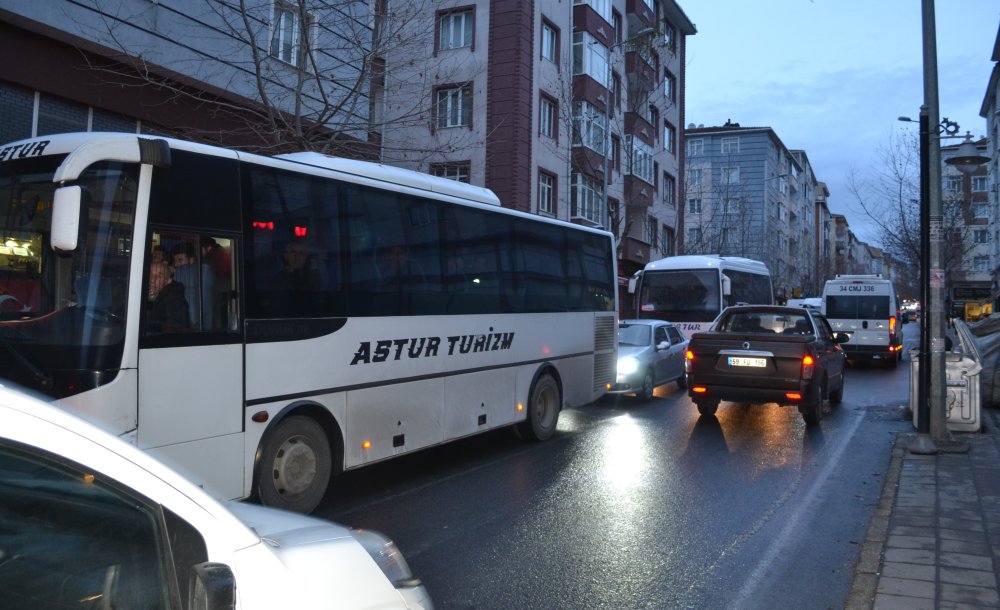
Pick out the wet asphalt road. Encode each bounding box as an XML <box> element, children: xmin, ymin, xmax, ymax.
<box><xmin>317</xmin><ymin>323</ymin><xmax>919</xmax><ymax>609</ymax></box>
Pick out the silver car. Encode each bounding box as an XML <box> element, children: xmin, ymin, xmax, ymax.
<box><xmin>609</xmin><ymin>319</ymin><xmax>689</xmax><ymax>401</ymax></box>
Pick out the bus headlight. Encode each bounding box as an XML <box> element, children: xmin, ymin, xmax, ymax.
<box><xmin>617</xmin><ymin>356</ymin><xmax>639</xmax><ymax>376</ymax></box>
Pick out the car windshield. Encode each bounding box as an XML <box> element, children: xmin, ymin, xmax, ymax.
<box><xmin>619</xmin><ymin>324</ymin><xmax>651</xmax><ymax>346</ymax></box>
<box><xmin>0</xmin><ymin>155</ymin><xmax>138</xmax><ymax>398</ymax></box>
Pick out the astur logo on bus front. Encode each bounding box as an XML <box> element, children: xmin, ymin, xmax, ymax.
<box><xmin>350</xmin><ymin>330</ymin><xmax>515</xmax><ymax>365</ymax></box>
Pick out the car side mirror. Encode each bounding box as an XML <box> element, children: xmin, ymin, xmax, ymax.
<box><xmin>656</xmin><ymin>340</ymin><xmax>670</xmax><ymax>350</ymax></box>
<box><xmin>835</xmin><ymin>333</ymin><xmax>850</xmax><ymax>344</ymax></box>
<box><xmin>189</xmin><ymin>562</ymin><xmax>236</xmax><ymax>610</ymax></box>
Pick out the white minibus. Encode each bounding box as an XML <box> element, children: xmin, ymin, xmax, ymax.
<box><xmin>821</xmin><ymin>274</ymin><xmax>903</xmax><ymax>367</ymax></box>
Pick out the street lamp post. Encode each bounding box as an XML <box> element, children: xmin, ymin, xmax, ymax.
<box><xmin>907</xmin><ymin>0</ymin><xmax>988</xmax><ymax>454</ymax></box>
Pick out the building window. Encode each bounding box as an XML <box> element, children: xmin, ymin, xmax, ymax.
<box><xmin>662</xmin><ymin>173</ymin><xmax>675</xmax><ymax>206</ymax></box>
<box><xmin>687</xmin><ymin>227</ymin><xmax>701</xmax><ymax>243</ymax></box>
<box><xmin>663</xmin><ymin>21</ymin><xmax>677</xmax><ymax>52</ymax></box>
<box><xmin>721</xmin><ymin>137</ymin><xmax>740</xmax><ymax>154</ymax></box>
<box><xmin>664</xmin><ymin>121</ymin><xmax>676</xmax><ymax>154</ymax></box>
<box><xmin>612</xmin><ymin>135</ymin><xmax>621</xmax><ymax>171</ymax></box>
<box><xmin>541</xmin><ymin>20</ymin><xmax>558</xmax><ymax>63</ymax></box>
<box><xmin>431</xmin><ymin>162</ymin><xmax>471</xmax><ymax>183</ymax></box>
<box><xmin>664</xmin><ymin>70</ymin><xmax>676</xmax><ymax>101</ymax></box>
<box><xmin>975</xmin><ymin>229</ymin><xmax>989</xmax><ymax>244</ymax></box>
<box><xmin>973</xmin><ymin>202</ymin><xmax>989</xmax><ymax>219</ymax></box>
<box><xmin>687</xmin><ymin>198</ymin><xmax>702</xmax><ymax>214</ymax></box>
<box><xmin>571</xmin><ymin>172</ymin><xmax>603</xmax><ymax>226</ymax></box>
<box><xmin>723</xmin><ymin>198</ymin><xmax>740</xmax><ymax>213</ymax></box>
<box><xmin>687</xmin><ymin>168</ymin><xmax>702</xmax><ymax>186</ymax></box>
<box><xmin>439</xmin><ymin>9</ymin><xmax>473</xmax><ymax>51</ymax></box>
<box><xmin>687</xmin><ymin>138</ymin><xmax>704</xmax><ymax>156</ymax></box>
<box><xmin>436</xmin><ymin>85</ymin><xmax>472</xmax><ymax>129</ymax></box>
<box><xmin>945</xmin><ymin>175</ymin><xmax>962</xmax><ymax>191</ymax></box>
<box><xmin>721</xmin><ymin>165</ymin><xmax>740</xmax><ymax>185</ymax></box>
<box><xmin>662</xmin><ymin>227</ymin><xmax>675</xmax><ymax>256</ymax></box>
<box><xmin>573</xmin><ymin>0</ymin><xmax>611</xmax><ymax>23</ymax></box>
<box><xmin>572</xmin><ymin>101</ymin><xmax>607</xmax><ymax>154</ymax></box>
<box><xmin>646</xmin><ymin>216</ymin><xmax>657</xmax><ymax>246</ymax></box>
<box><xmin>572</xmin><ymin>31</ymin><xmax>609</xmax><ymax>87</ymax></box>
<box><xmin>625</xmin><ymin>136</ymin><xmax>654</xmax><ymax>184</ymax></box>
<box><xmin>974</xmin><ymin>256</ymin><xmax>989</xmax><ymax>272</ymax></box>
<box><xmin>270</xmin><ymin>1</ymin><xmax>311</xmax><ymax>68</ymax></box>
<box><xmin>539</xmin><ymin>94</ymin><xmax>557</xmax><ymax>140</ymax></box>
<box><xmin>538</xmin><ymin>171</ymin><xmax>556</xmax><ymax>214</ymax></box>
<box><xmin>972</xmin><ymin>176</ymin><xmax>987</xmax><ymax>192</ymax></box>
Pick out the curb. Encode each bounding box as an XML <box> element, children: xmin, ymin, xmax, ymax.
<box><xmin>845</xmin><ymin>431</ymin><xmax>909</xmax><ymax>609</ymax></box>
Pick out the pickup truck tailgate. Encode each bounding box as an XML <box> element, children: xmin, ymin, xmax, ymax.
<box><xmin>689</xmin><ymin>334</ymin><xmax>808</xmax><ymax>389</ymax></box>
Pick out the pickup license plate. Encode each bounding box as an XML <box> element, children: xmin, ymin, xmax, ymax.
<box><xmin>728</xmin><ymin>356</ymin><xmax>767</xmax><ymax>368</ymax></box>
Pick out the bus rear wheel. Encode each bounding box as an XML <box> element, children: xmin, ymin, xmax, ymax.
<box><xmin>257</xmin><ymin>415</ymin><xmax>332</xmax><ymax>514</ymax></box>
<box><xmin>518</xmin><ymin>373</ymin><xmax>561</xmax><ymax>441</ymax></box>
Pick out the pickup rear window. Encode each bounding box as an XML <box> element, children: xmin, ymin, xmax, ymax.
<box><xmin>718</xmin><ymin>312</ymin><xmax>812</xmax><ymax>335</ymax></box>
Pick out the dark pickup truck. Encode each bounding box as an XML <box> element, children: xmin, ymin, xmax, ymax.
<box><xmin>684</xmin><ymin>305</ymin><xmax>849</xmax><ymax>425</ymax></box>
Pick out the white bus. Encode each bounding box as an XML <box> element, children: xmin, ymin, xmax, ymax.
<box><xmin>0</xmin><ymin>132</ymin><xmax>618</xmax><ymax>513</ymax></box>
<box><xmin>628</xmin><ymin>254</ymin><xmax>773</xmax><ymax>335</ymax></box>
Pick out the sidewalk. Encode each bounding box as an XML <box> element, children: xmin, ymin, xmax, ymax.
<box><xmin>846</xmin><ymin>409</ymin><xmax>1000</xmax><ymax>609</ymax></box>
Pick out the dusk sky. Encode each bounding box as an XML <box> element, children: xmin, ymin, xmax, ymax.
<box><xmin>683</xmin><ymin>0</ymin><xmax>999</xmax><ymax>245</ymax></box>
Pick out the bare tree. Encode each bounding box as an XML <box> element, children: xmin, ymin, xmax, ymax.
<box><xmin>846</xmin><ymin>129</ymin><xmax>971</xmax><ymax>295</ymax></box>
<box><xmin>73</xmin><ymin>0</ymin><xmax>474</xmax><ymax>158</ymax></box>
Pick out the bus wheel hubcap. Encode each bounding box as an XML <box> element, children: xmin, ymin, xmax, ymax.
<box><xmin>273</xmin><ymin>436</ymin><xmax>317</xmax><ymax>496</ymax></box>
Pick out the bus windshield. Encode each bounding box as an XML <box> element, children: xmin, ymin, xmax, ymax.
<box><xmin>637</xmin><ymin>269</ymin><xmax>721</xmax><ymax>322</ymax></box>
<box><xmin>0</xmin><ymin>155</ymin><xmax>138</xmax><ymax>398</ymax></box>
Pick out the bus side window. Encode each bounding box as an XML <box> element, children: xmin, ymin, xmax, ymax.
<box><xmin>144</xmin><ymin>232</ymin><xmax>236</xmax><ymax>335</ymax></box>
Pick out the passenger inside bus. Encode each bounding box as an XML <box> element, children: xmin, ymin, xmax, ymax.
<box><xmin>146</xmin><ymin>260</ymin><xmax>189</xmax><ymax>333</ymax></box>
<box><xmin>170</xmin><ymin>242</ymin><xmax>213</xmax><ymax>330</ymax></box>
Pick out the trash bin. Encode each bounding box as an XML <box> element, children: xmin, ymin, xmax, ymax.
<box><xmin>910</xmin><ymin>349</ymin><xmax>983</xmax><ymax>432</ymax></box>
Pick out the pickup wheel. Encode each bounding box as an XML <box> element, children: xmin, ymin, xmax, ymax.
<box><xmin>638</xmin><ymin>369</ymin><xmax>655</xmax><ymax>401</ymax></box>
<box><xmin>696</xmin><ymin>400</ymin><xmax>719</xmax><ymax>416</ymax></box>
<box><xmin>829</xmin><ymin>371</ymin><xmax>844</xmax><ymax>406</ymax></box>
<box><xmin>799</xmin><ymin>381</ymin><xmax>824</xmax><ymax>426</ymax></box>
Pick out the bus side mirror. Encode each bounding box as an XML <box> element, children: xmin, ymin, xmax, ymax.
<box><xmin>721</xmin><ymin>274</ymin><xmax>732</xmax><ymax>297</ymax></box>
<box><xmin>628</xmin><ymin>277</ymin><xmax>637</xmax><ymax>294</ymax></box>
<box><xmin>51</xmin><ymin>185</ymin><xmax>82</xmax><ymax>252</ymax></box>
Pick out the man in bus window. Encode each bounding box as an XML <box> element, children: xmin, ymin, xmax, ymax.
<box><xmin>147</xmin><ymin>260</ymin><xmax>189</xmax><ymax>332</ymax></box>
<box><xmin>275</xmin><ymin>239</ymin><xmax>324</xmax><ymax>293</ymax></box>
<box><xmin>171</xmin><ymin>242</ymin><xmax>214</xmax><ymax>329</ymax></box>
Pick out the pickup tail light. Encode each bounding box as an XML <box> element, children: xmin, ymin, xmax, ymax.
<box><xmin>685</xmin><ymin>349</ymin><xmax>694</xmax><ymax>373</ymax></box>
<box><xmin>801</xmin><ymin>355</ymin><xmax>815</xmax><ymax>380</ymax></box>
<box><xmin>692</xmin><ymin>386</ymin><xmax>707</xmax><ymax>394</ymax></box>
<box><xmin>786</xmin><ymin>392</ymin><xmax>802</xmax><ymax>401</ymax></box>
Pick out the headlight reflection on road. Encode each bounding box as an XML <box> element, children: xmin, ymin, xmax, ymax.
<box><xmin>600</xmin><ymin>415</ymin><xmax>648</xmax><ymax>493</ymax></box>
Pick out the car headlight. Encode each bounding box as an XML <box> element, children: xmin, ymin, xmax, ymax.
<box><xmin>350</xmin><ymin>528</ymin><xmax>422</xmax><ymax>588</ymax></box>
<box><xmin>617</xmin><ymin>356</ymin><xmax>639</xmax><ymax>376</ymax></box>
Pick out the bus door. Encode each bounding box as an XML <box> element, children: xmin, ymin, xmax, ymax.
<box><xmin>138</xmin><ymin>231</ymin><xmax>244</xmax><ymax>499</ymax></box>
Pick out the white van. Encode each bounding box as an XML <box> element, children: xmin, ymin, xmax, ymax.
<box><xmin>821</xmin><ymin>274</ymin><xmax>903</xmax><ymax>367</ymax></box>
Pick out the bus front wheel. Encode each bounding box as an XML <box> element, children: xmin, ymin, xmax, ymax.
<box><xmin>518</xmin><ymin>373</ymin><xmax>561</xmax><ymax>441</ymax></box>
<box><xmin>257</xmin><ymin>415</ymin><xmax>332</xmax><ymax>514</ymax></box>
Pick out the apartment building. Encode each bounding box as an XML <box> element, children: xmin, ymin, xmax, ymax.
<box><xmin>378</xmin><ymin>0</ymin><xmax>696</xmax><ymax>300</ymax></box>
<box><xmin>683</xmin><ymin>122</ymin><xmax>815</xmax><ymax>300</ymax></box>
